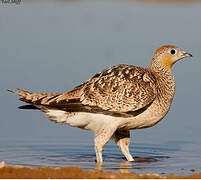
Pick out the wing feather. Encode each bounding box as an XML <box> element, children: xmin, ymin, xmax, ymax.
<box><xmin>79</xmin><ymin>65</ymin><xmax>157</xmax><ymax>112</ymax></box>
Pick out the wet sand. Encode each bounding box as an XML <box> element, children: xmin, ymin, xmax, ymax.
<box><xmin>0</xmin><ymin>165</ymin><xmax>201</xmax><ymax>179</ymax></box>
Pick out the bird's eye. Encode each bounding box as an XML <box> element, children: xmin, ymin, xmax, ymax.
<box><xmin>170</xmin><ymin>49</ymin><xmax>176</xmax><ymax>55</ymax></box>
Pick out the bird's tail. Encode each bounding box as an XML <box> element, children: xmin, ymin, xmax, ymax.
<box><xmin>7</xmin><ymin>88</ymin><xmax>61</xmax><ymax>105</ymax></box>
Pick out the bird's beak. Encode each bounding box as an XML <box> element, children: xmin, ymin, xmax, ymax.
<box><xmin>182</xmin><ymin>51</ymin><xmax>193</xmax><ymax>58</ymax></box>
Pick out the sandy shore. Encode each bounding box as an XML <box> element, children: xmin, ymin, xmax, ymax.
<box><xmin>0</xmin><ymin>165</ymin><xmax>201</xmax><ymax>179</ymax></box>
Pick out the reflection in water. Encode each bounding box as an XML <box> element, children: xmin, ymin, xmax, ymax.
<box><xmin>119</xmin><ymin>161</ymin><xmax>131</xmax><ymax>173</ymax></box>
<box><xmin>95</xmin><ymin>156</ymin><xmax>162</xmax><ymax>172</ymax></box>
<box><xmin>95</xmin><ymin>162</ymin><xmax>103</xmax><ymax>171</ymax></box>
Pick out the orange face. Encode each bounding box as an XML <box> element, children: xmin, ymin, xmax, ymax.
<box><xmin>153</xmin><ymin>45</ymin><xmax>192</xmax><ymax>70</ymax></box>
<box><xmin>160</xmin><ymin>53</ymin><xmax>176</xmax><ymax>70</ymax></box>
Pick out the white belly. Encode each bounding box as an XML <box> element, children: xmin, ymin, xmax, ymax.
<box><xmin>45</xmin><ymin>109</ymin><xmax>120</xmax><ymax>133</ymax></box>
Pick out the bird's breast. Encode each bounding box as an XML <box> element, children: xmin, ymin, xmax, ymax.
<box><xmin>118</xmin><ymin>98</ymin><xmax>171</xmax><ymax>130</ymax></box>
<box><xmin>118</xmin><ymin>74</ymin><xmax>176</xmax><ymax>130</ymax></box>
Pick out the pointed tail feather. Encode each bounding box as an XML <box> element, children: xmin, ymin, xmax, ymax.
<box><xmin>8</xmin><ymin>88</ymin><xmax>61</xmax><ymax>105</ymax></box>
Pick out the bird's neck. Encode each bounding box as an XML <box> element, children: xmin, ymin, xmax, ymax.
<box><xmin>149</xmin><ymin>62</ymin><xmax>176</xmax><ymax>110</ymax></box>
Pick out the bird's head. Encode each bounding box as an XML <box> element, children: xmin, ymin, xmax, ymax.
<box><xmin>151</xmin><ymin>45</ymin><xmax>192</xmax><ymax>70</ymax></box>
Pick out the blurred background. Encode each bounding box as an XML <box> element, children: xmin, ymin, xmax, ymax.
<box><xmin>0</xmin><ymin>0</ymin><xmax>201</xmax><ymax>175</ymax></box>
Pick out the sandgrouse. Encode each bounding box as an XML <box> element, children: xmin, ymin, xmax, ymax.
<box><xmin>8</xmin><ymin>45</ymin><xmax>192</xmax><ymax>164</ymax></box>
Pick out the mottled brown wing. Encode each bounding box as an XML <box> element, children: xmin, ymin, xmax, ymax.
<box><xmin>79</xmin><ymin>64</ymin><xmax>157</xmax><ymax>112</ymax></box>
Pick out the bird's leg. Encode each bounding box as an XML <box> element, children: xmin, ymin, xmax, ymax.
<box><xmin>113</xmin><ymin>130</ymin><xmax>134</xmax><ymax>161</ymax></box>
<box><xmin>94</xmin><ymin>136</ymin><xmax>104</xmax><ymax>164</ymax></box>
<box><xmin>94</xmin><ymin>126</ymin><xmax>117</xmax><ymax>165</ymax></box>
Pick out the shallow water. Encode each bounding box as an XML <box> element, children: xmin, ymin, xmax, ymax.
<box><xmin>1</xmin><ymin>137</ymin><xmax>201</xmax><ymax>175</ymax></box>
<box><xmin>0</xmin><ymin>0</ymin><xmax>201</xmax><ymax>176</ymax></box>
